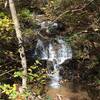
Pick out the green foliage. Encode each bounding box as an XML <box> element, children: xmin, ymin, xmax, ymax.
<box><xmin>96</xmin><ymin>79</ymin><xmax>100</xmax><ymax>84</ymax></box>
<box><xmin>44</xmin><ymin>95</ymin><xmax>52</xmax><ymax>100</ymax></box>
<box><xmin>20</xmin><ymin>9</ymin><xmax>32</xmax><ymax>19</ymax></box>
<box><xmin>19</xmin><ymin>8</ymin><xmax>36</xmax><ymax>29</ymax></box>
<box><xmin>28</xmin><ymin>60</ymin><xmax>47</xmax><ymax>82</ymax></box>
<box><xmin>0</xmin><ymin>84</ymin><xmax>31</xmax><ymax>100</ymax></box>
<box><xmin>0</xmin><ymin>84</ymin><xmax>18</xmax><ymax>99</ymax></box>
<box><xmin>13</xmin><ymin>60</ymin><xmax>48</xmax><ymax>95</ymax></box>
<box><xmin>14</xmin><ymin>71</ymin><xmax>23</xmax><ymax>78</ymax></box>
<box><xmin>27</xmin><ymin>60</ymin><xmax>48</xmax><ymax>95</ymax></box>
<box><xmin>0</xmin><ymin>12</ymin><xmax>13</xmax><ymax>33</ymax></box>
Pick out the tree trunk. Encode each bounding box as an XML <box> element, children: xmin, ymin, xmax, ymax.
<box><xmin>9</xmin><ymin>0</ymin><xmax>27</xmax><ymax>90</ymax></box>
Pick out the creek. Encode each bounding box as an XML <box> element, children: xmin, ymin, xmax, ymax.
<box><xmin>34</xmin><ymin>20</ymin><xmax>100</xmax><ymax>100</ymax></box>
<box><xmin>35</xmin><ymin>36</ymin><xmax>72</xmax><ymax>88</ymax></box>
<box><xmin>35</xmin><ymin>36</ymin><xmax>92</xmax><ymax>100</ymax></box>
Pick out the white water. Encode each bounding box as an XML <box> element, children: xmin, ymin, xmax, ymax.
<box><xmin>35</xmin><ymin>36</ymin><xmax>72</xmax><ymax>88</ymax></box>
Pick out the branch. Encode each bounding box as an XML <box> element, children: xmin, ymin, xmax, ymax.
<box><xmin>0</xmin><ymin>59</ymin><xmax>20</xmax><ymax>68</ymax></box>
<box><xmin>51</xmin><ymin>0</ymin><xmax>94</xmax><ymax>24</ymax></box>
<box><xmin>0</xmin><ymin>68</ymin><xmax>23</xmax><ymax>77</ymax></box>
<box><xmin>56</xmin><ymin>94</ymin><xmax>63</xmax><ymax>100</ymax></box>
<box><xmin>0</xmin><ymin>69</ymin><xmax>15</xmax><ymax>77</ymax></box>
<box><xmin>37</xmin><ymin>31</ymin><xmax>49</xmax><ymax>40</ymax></box>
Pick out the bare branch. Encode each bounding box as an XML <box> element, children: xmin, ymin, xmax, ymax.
<box><xmin>51</xmin><ymin>0</ymin><xmax>94</xmax><ymax>25</ymax></box>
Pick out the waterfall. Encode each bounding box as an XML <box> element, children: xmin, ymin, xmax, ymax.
<box><xmin>35</xmin><ymin>39</ymin><xmax>48</xmax><ymax>60</ymax></box>
<box><xmin>35</xmin><ymin>36</ymin><xmax>72</xmax><ymax>88</ymax></box>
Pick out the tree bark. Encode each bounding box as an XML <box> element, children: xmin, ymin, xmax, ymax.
<box><xmin>9</xmin><ymin>0</ymin><xmax>27</xmax><ymax>90</ymax></box>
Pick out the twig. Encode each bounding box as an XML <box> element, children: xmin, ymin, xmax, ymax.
<box><xmin>37</xmin><ymin>31</ymin><xmax>49</xmax><ymax>40</ymax></box>
<box><xmin>0</xmin><ymin>69</ymin><xmax>15</xmax><ymax>77</ymax></box>
<box><xmin>0</xmin><ymin>61</ymin><xmax>19</xmax><ymax>68</ymax></box>
<box><xmin>0</xmin><ymin>68</ymin><xmax>23</xmax><ymax>77</ymax></box>
<box><xmin>56</xmin><ymin>94</ymin><xmax>63</xmax><ymax>100</ymax></box>
<box><xmin>0</xmin><ymin>62</ymin><xmax>13</xmax><ymax>68</ymax></box>
<box><xmin>50</xmin><ymin>0</ymin><xmax>94</xmax><ymax>25</ymax></box>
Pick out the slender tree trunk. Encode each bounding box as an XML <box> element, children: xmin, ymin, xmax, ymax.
<box><xmin>9</xmin><ymin>0</ymin><xmax>27</xmax><ymax>90</ymax></box>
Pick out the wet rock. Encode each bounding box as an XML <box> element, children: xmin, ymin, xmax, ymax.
<box><xmin>48</xmin><ymin>21</ymin><xmax>66</xmax><ymax>34</ymax></box>
<box><xmin>39</xmin><ymin>21</ymin><xmax>66</xmax><ymax>37</ymax></box>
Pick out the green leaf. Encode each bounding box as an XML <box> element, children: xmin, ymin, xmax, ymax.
<box><xmin>35</xmin><ymin>60</ymin><xmax>41</xmax><ymax>64</ymax></box>
<box><xmin>30</xmin><ymin>65</ymin><xmax>38</xmax><ymax>70</ymax></box>
<box><xmin>96</xmin><ymin>80</ymin><xmax>100</xmax><ymax>84</ymax></box>
<box><xmin>28</xmin><ymin>68</ymin><xmax>32</xmax><ymax>72</ymax></box>
<box><xmin>14</xmin><ymin>71</ymin><xmax>23</xmax><ymax>77</ymax></box>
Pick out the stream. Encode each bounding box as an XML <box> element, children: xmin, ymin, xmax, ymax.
<box><xmin>47</xmin><ymin>81</ymin><xmax>91</xmax><ymax>100</ymax></box>
<box><xmin>35</xmin><ymin>36</ymin><xmax>91</xmax><ymax>100</ymax></box>
<box><xmin>35</xmin><ymin>36</ymin><xmax>72</xmax><ymax>88</ymax></box>
<box><xmin>34</xmin><ymin>20</ymin><xmax>100</xmax><ymax>100</ymax></box>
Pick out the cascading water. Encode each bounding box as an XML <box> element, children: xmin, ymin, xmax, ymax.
<box><xmin>35</xmin><ymin>36</ymin><xmax>72</xmax><ymax>88</ymax></box>
<box><xmin>35</xmin><ymin>39</ymin><xmax>48</xmax><ymax>60</ymax></box>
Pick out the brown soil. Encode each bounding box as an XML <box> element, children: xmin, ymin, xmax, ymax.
<box><xmin>47</xmin><ymin>81</ymin><xmax>91</xmax><ymax>100</ymax></box>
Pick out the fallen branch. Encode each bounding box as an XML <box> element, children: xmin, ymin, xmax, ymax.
<box><xmin>56</xmin><ymin>94</ymin><xmax>63</xmax><ymax>100</ymax></box>
<box><xmin>37</xmin><ymin>31</ymin><xmax>49</xmax><ymax>40</ymax></box>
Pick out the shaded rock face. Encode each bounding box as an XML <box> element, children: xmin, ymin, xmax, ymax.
<box><xmin>48</xmin><ymin>21</ymin><xmax>66</xmax><ymax>34</ymax></box>
<box><xmin>39</xmin><ymin>21</ymin><xmax>66</xmax><ymax>37</ymax></box>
